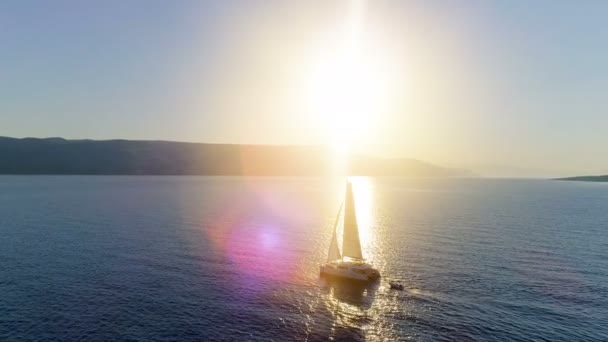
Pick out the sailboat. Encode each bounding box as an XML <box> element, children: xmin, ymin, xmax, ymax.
<box><xmin>320</xmin><ymin>181</ymin><xmax>380</xmax><ymax>282</ymax></box>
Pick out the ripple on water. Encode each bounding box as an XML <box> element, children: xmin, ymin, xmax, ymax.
<box><xmin>1</xmin><ymin>176</ymin><xmax>607</xmax><ymax>341</ymax></box>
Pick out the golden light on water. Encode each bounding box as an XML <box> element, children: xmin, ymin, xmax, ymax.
<box><xmin>350</xmin><ymin>177</ymin><xmax>375</xmax><ymax>261</ymax></box>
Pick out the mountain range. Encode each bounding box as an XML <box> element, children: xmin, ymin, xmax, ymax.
<box><xmin>0</xmin><ymin>136</ymin><xmax>470</xmax><ymax>177</ymax></box>
<box><xmin>555</xmin><ymin>175</ymin><xmax>608</xmax><ymax>182</ymax></box>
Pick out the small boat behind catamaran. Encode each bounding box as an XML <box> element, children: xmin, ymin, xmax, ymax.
<box><xmin>320</xmin><ymin>181</ymin><xmax>380</xmax><ymax>282</ymax></box>
<box><xmin>389</xmin><ymin>281</ymin><xmax>404</xmax><ymax>290</ymax></box>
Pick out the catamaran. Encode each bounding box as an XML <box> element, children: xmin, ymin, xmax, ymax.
<box><xmin>320</xmin><ymin>181</ymin><xmax>380</xmax><ymax>282</ymax></box>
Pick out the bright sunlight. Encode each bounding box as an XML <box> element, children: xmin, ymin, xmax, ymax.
<box><xmin>306</xmin><ymin>0</ymin><xmax>391</xmax><ymax>154</ymax></box>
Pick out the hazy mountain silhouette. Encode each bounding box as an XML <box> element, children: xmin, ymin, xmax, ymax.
<box><xmin>0</xmin><ymin>136</ymin><xmax>471</xmax><ymax>176</ymax></box>
<box><xmin>555</xmin><ymin>175</ymin><xmax>608</xmax><ymax>182</ymax></box>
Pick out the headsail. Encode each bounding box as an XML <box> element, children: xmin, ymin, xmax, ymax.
<box><xmin>342</xmin><ymin>181</ymin><xmax>363</xmax><ymax>259</ymax></box>
<box><xmin>327</xmin><ymin>202</ymin><xmax>343</xmax><ymax>262</ymax></box>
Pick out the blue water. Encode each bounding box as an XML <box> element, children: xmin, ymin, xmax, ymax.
<box><xmin>1</xmin><ymin>176</ymin><xmax>607</xmax><ymax>341</ymax></box>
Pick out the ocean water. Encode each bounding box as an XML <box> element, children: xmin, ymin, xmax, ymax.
<box><xmin>1</xmin><ymin>176</ymin><xmax>607</xmax><ymax>341</ymax></box>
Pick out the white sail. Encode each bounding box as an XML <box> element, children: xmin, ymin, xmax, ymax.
<box><xmin>342</xmin><ymin>182</ymin><xmax>363</xmax><ymax>259</ymax></box>
<box><xmin>327</xmin><ymin>202</ymin><xmax>343</xmax><ymax>262</ymax></box>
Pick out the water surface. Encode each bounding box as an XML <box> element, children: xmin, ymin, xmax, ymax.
<box><xmin>1</xmin><ymin>176</ymin><xmax>607</xmax><ymax>341</ymax></box>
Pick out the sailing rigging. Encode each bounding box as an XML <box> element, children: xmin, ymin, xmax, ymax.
<box><xmin>320</xmin><ymin>181</ymin><xmax>380</xmax><ymax>281</ymax></box>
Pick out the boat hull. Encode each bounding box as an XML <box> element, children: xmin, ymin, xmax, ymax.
<box><xmin>320</xmin><ymin>260</ymin><xmax>380</xmax><ymax>282</ymax></box>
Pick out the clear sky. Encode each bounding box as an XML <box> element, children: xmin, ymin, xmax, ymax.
<box><xmin>1</xmin><ymin>0</ymin><xmax>607</xmax><ymax>176</ymax></box>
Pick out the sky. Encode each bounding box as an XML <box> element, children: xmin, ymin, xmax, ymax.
<box><xmin>1</xmin><ymin>0</ymin><xmax>607</xmax><ymax>176</ymax></box>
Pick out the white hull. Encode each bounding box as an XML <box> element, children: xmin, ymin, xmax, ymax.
<box><xmin>320</xmin><ymin>260</ymin><xmax>380</xmax><ymax>282</ymax></box>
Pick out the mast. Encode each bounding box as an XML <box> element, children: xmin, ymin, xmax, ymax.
<box><xmin>327</xmin><ymin>202</ymin><xmax>343</xmax><ymax>262</ymax></box>
<box><xmin>342</xmin><ymin>181</ymin><xmax>363</xmax><ymax>260</ymax></box>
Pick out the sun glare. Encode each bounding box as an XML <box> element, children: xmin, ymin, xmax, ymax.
<box><xmin>350</xmin><ymin>177</ymin><xmax>374</xmax><ymax>258</ymax></box>
<box><xmin>306</xmin><ymin>0</ymin><xmax>390</xmax><ymax>155</ymax></box>
<box><xmin>308</xmin><ymin>52</ymin><xmax>380</xmax><ymax>150</ymax></box>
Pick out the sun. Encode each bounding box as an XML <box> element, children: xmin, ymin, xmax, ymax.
<box><xmin>308</xmin><ymin>51</ymin><xmax>382</xmax><ymax>152</ymax></box>
<box><xmin>305</xmin><ymin>1</ymin><xmax>389</xmax><ymax>155</ymax></box>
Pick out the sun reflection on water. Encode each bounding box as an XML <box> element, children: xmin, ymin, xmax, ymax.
<box><xmin>349</xmin><ymin>176</ymin><xmax>376</xmax><ymax>262</ymax></box>
<box><xmin>318</xmin><ymin>276</ymin><xmax>405</xmax><ymax>342</ymax></box>
<box><xmin>180</xmin><ymin>176</ymin><xmax>402</xmax><ymax>341</ymax></box>
<box><xmin>310</xmin><ymin>177</ymin><xmax>403</xmax><ymax>341</ymax></box>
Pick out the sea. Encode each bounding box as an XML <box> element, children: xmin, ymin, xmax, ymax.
<box><xmin>1</xmin><ymin>176</ymin><xmax>607</xmax><ymax>341</ymax></box>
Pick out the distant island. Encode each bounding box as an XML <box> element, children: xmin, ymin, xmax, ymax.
<box><xmin>555</xmin><ymin>175</ymin><xmax>608</xmax><ymax>182</ymax></box>
<box><xmin>0</xmin><ymin>137</ymin><xmax>471</xmax><ymax>177</ymax></box>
